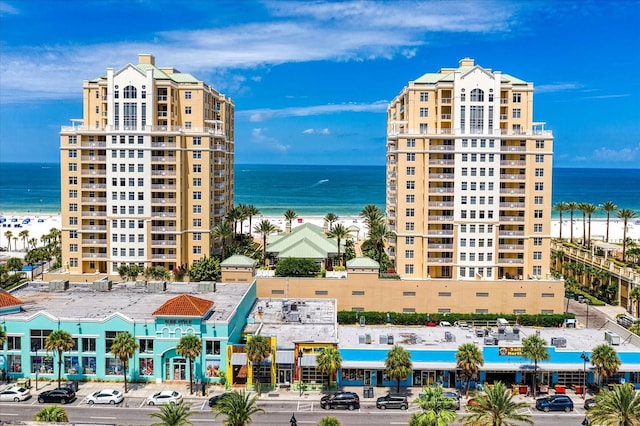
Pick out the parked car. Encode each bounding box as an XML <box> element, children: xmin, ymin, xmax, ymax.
<box><xmin>208</xmin><ymin>392</ymin><xmax>231</xmax><ymax>407</ymax></box>
<box><xmin>38</xmin><ymin>387</ymin><xmax>76</xmax><ymax>404</ymax></box>
<box><xmin>376</xmin><ymin>393</ymin><xmax>408</xmax><ymax>410</ymax></box>
<box><xmin>0</xmin><ymin>386</ymin><xmax>31</xmax><ymax>402</ymax></box>
<box><xmin>584</xmin><ymin>398</ymin><xmax>596</xmax><ymax>410</ymax></box>
<box><xmin>147</xmin><ymin>390</ymin><xmax>183</xmax><ymax>406</ymax></box>
<box><xmin>443</xmin><ymin>391</ymin><xmax>461</xmax><ymax>409</ymax></box>
<box><xmin>86</xmin><ymin>389</ymin><xmax>124</xmax><ymax>405</ymax></box>
<box><xmin>320</xmin><ymin>391</ymin><xmax>360</xmax><ymax>410</ymax></box>
<box><xmin>535</xmin><ymin>395</ymin><xmax>574</xmax><ymax>412</ymax></box>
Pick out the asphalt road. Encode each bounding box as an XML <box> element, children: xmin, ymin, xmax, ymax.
<box><xmin>0</xmin><ymin>398</ymin><xmax>591</xmax><ymax>425</ymax></box>
<box><xmin>565</xmin><ymin>297</ymin><xmax>608</xmax><ymax>329</ymax></box>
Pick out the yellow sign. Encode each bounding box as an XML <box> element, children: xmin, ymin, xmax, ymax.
<box><xmin>498</xmin><ymin>346</ymin><xmax>522</xmax><ymax>356</ymax></box>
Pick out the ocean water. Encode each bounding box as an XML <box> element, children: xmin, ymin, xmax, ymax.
<box><xmin>0</xmin><ymin>163</ymin><xmax>638</xmax><ymax>217</ymax></box>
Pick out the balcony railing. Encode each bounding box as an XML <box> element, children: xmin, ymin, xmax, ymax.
<box><xmin>500</xmin><ymin>174</ymin><xmax>526</xmax><ymax>180</ymax></box>
<box><xmin>429</xmin><ymin>145</ymin><xmax>454</xmax><ymax>151</ymax></box>
<box><xmin>151</xmin><ymin>240</ymin><xmax>177</xmax><ymax>246</ymax></box>
<box><xmin>499</xmin><ymin>244</ymin><xmax>524</xmax><ymax>250</ymax></box>
<box><xmin>81</xmin><ymin>225</ymin><xmax>107</xmax><ymax>231</ymax></box>
<box><xmin>500</xmin><ymin>160</ymin><xmax>526</xmax><ymax>166</ymax></box>
<box><xmin>428</xmin><ymin>216</ymin><xmax>454</xmax><ymax>222</ymax></box>
<box><xmin>427</xmin><ymin>230</ymin><xmax>454</xmax><ymax>236</ymax></box>
<box><xmin>499</xmin><ymin>188</ymin><xmax>526</xmax><ymax>194</ymax></box>
<box><xmin>500</xmin><ymin>146</ymin><xmax>526</xmax><ymax>152</ymax></box>
<box><xmin>439</xmin><ymin>98</ymin><xmax>452</xmax><ymax>104</ymax></box>
<box><xmin>151</xmin><ymin>156</ymin><xmax>176</xmax><ymax>162</ymax></box>
<box><xmin>152</xmin><ymin>254</ymin><xmax>177</xmax><ymax>259</ymax></box>
<box><xmin>81</xmin><ymin>156</ymin><xmax>106</xmax><ymax>162</ymax></box>
<box><xmin>81</xmin><ymin>239</ymin><xmax>107</xmax><ymax>245</ymax></box>
<box><xmin>81</xmin><ymin>197</ymin><xmax>107</xmax><ymax>203</ymax></box>
<box><xmin>429</xmin><ymin>173</ymin><xmax>454</xmax><ymax>179</ymax></box>
<box><xmin>499</xmin><ymin>230</ymin><xmax>525</xmax><ymax>236</ymax></box>
<box><xmin>427</xmin><ymin>244</ymin><xmax>454</xmax><ymax>249</ymax></box>
<box><xmin>79</xmin><ymin>141</ymin><xmax>106</xmax><ymax>148</ymax></box>
<box><xmin>151</xmin><ymin>198</ymin><xmax>176</xmax><ymax>204</ymax></box>
<box><xmin>81</xmin><ymin>183</ymin><xmax>107</xmax><ymax>189</ymax></box>
<box><xmin>151</xmin><ymin>170</ymin><xmax>176</xmax><ymax>176</ymax></box>
<box><xmin>151</xmin><ymin>226</ymin><xmax>177</xmax><ymax>232</ymax></box>
<box><xmin>81</xmin><ymin>211</ymin><xmax>107</xmax><ymax>217</ymax></box>
<box><xmin>387</xmin><ymin>128</ymin><xmax>552</xmax><ymax>137</ymax></box>
<box><xmin>428</xmin><ymin>187</ymin><xmax>455</xmax><ymax>194</ymax></box>
<box><xmin>151</xmin><ymin>184</ymin><xmax>176</xmax><ymax>190</ymax></box>
<box><xmin>427</xmin><ymin>257</ymin><xmax>454</xmax><ymax>263</ymax></box>
<box><xmin>499</xmin><ymin>202</ymin><xmax>525</xmax><ymax>208</ymax></box>
<box><xmin>81</xmin><ymin>252</ymin><xmax>108</xmax><ymax>259</ymax></box>
<box><xmin>151</xmin><ymin>141</ymin><xmax>176</xmax><ymax>148</ymax></box>
<box><xmin>157</xmin><ymin>95</ymin><xmax>168</xmax><ymax>101</ymax></box>
<box><xmin>151</xmin><ymin>212</ymin><xmax>177</xmax><ymax>218</ymax></box>
<box><xmin>428</xmin><ymin>202</ymin><xmax>454</xmax><ymax>207</ymax></box>
<box><xmin>499</xmin><ymin>216</ymin><xmax>525</xmax><ymax>222</ymax></box>
<box><xmin>428</xmin><ymin>160</ymin><xmax>455</xmax><ymax>165</ymax></box>
<box><xmin>497</xmin><ymin>258</ymin><xmax>525</xmax><ymax>264</ymax></box>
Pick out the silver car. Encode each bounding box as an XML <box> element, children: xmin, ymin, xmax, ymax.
<box><xmin>147</xmin><ymin>390</ymin><xmax>183</xmax><ymax>405</ymax></box>
<box><xmin>0</xmin><ymin>386</ymin><xmax>31</xmax><ymax>402</ymax></box>
<box><xmin>86</xmin><ymin>389</ymin><xmax>124</xmax><ymax>405</ymax></box>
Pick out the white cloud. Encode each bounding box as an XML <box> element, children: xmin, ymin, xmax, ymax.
<box><xmin>242</xmin><ymin>101</ymin><xmax>388</xmax><ymax>122</ymax></box>
<box><xmin>535</xmin><ymin>82</ymin><xmax>582</xmax><ymax>93</ymax></box>
<box><xmin>303</xmin><ymin>128</ymin><xmax>330</xmax><ymax>135</ymax></box>
<box><xmin>0</xmin><ymin>1</ymin><xmax>19</xmax><ymax>15</ymax></box>
<box><xmin>251</xmin><ymin>128</ymin><xmax>290</xmax><ymax>152</ymax></box>
<box><xmin>591</xmin><ymin>145</ymin><xmax>640</xmax><ymax>162</ymax></box>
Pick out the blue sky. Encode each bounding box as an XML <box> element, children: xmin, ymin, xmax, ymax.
<box><xmin>0</xmin><ymin>0</ymin><xmax>639</xmax><ymax>167</ymax></box>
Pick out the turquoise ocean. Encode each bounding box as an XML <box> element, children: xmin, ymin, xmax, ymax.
<box><xmin>0</xmin><ymin>163</ymin><xmax>638</xmax><ymax>217</ymax></box>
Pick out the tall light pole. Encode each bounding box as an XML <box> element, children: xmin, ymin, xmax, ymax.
<box><xmin>32</xmin><ymin>343</ymin><xmax>40</xmax><ymax>391</ymax></box>
<box><xmin>298</xmin><ymin>349</ymin><xmax>304</xmax><ymax>397</ymax></box>
<box><xmin>580</xmin><ymin>351</ymin><xmax>589</xmax><ymax>399</ymax></box>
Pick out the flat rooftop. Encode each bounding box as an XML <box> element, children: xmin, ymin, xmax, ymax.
<box><xmin>7</xmin><ymin>281</ymin><xmax>252</xmax><ymax>324</ymax></box>
<box><xmin>339</xmin><ymin>323</ymin><xmax>640</xmax><ymax>353</ymax></box>
<box><xmin>244</xmin><ymin>298</ymin><xmax>338</xmax><ymax>349</ymax></box>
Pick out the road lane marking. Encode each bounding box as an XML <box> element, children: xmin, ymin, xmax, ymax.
<box><xmin>90</xmin><ymin>416</ymin><xmax>117</xmax><ymax>420</ymax></box>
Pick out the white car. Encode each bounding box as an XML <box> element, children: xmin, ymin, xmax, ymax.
<box><xmin>86</xmin><ymin>389</ymin><xmax>124</xmax><ymax>405</ymax></box>
<box><xmin>147</xmin><ymin>390</ymin><xmax>183</xmax><ymax>405</ymax></box>
<box><xmin>0</xmin><ymin>386</ymin><xmax>31</xmax><ymax>402</ymax></box>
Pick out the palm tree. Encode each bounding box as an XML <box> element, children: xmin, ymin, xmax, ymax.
<box><xmin>226</xmin><ymin>206</ymin><xmax>241</xmax><ymax>237</ymax></box>
<box><xmin>567</xmin><ymin>202</ymin><xmax>578</xmax><ymax>243</ymax></box>
<box><xmin>109</xmin><ymin>331</ymin><xmax>138</xmax><ymax>393</ymax></box>
<box><xmin>44</xmin><ymin>329</ymin><xmax>75</xmax><ymax>388</ymax></box>
<box><xmin>587</xmin><ymin>383</ymin><xmax>640</xmax><ymax>426</ymax></box>
<box><xmin>284</xmin><ymin>209</ymin><xmax>297</xmax><ymax>233</ymax></box>
<box><xmin>583</xmin><ymin>203</ymin><xmax>598</xmax><ymax>249</ymax></box>
<box><xmin>176</xmin><ymin>335</ymin><xmax>202</xmax><ymax>395</ymax></box>
<box><xmin>463</xmin><ymin>381</ymin><xmax>533</xmax><ymax>425</ymax></box>
<box><xmin>4</xmin><ymin>231</ymin><xmax>12</xmax><ymax>251</ymax></box>
<box><xmin>577</xmin><ymin>202</ymin><xmax>591</xmax><ymax>245</ymax></box>
<box><xmin>385</xmin><ymin>344</ymin><xmax>412</xmax><ymax>393</ymax></box>
<box><xmin>410</xmin><ymin>385</ymin><xmax>457</xmax><ymax>426</ymax></box>
<box><xmin>630</xmin><ymin>287</ymin><xmax>640</xmax><ymax>318</ymax></box>
<box><xmin>366</xmin><ymin>219</ymin><xmax>395</xmax><ymax>268</ymax></box>
<box><xmin>245</xmin><ymin>204</ymin><xmax>261</xmax><ymax>236</ymax></box>
<box><xmin>18</xmin><ymin>229</ymin><xmax>29</xmax><ymax>250</ymax></box>
<box><xmin>601</xmin><ymin>201</ymin><xmax>618</xmax><ymax>242</ymax></box>
<box><xmin>553</xmin><ymin>202</ymin><xmax>569</xmax><ymax>240</ymax></box>
<box><xmin>316</xmin><ymin>346</ymin><xmax>342</xmax><ymax>392</ymax></box>
<box><xmin>28</xmin><ymin>237</ymin><xmax>38</xmax><ymax>250</ymax></box>
<box><xmin>456</xmin><ymin>343</ymin><xmax>484</xmax><ymax>396</ymax></box>
<box><xmin>212</xmin><ymin>390</ymin><xmax>264</xmax><ymax>426</ymax></box>
<box><xmin>150</xmin><ymin>401</ymin><xmax>193</xmax><ymax>426</ymax></box>
<box><xmin>211</xmin><ymin>221</ymin><xmax>233</xmax><ymax>259</ymax></box>
<box><xmin>317</xmin><ymin>417</ymin><xmax>341</xmax><ymax>426</ymax></box>
<box><xmin>253</xmin><ymin>220</ymin><xmax>277</xmax><ymax>267</ymax></box>
<box><xmin>35</xmin><ymin>405</ymin><xmax>68</xmax><ymax>422</ymax></box>
<box><xmin>617</xmin><ymin>209</ymin><xmax>639</xmax><ymax>262</ymax></box>
<box><xmin>521</xmin><ymin>334</ymin><xmax>549</xmax><ymax>397</ymax></box>
<box><xmin>324</xmin><ymin>212</ymin><xmax>338</xmax><ymax>231</ymax></box>
<box><xmin>360</xmin><ymin>204</ymin><xmax>384</xmax><ymax>226</ymax></box>
<box><xmin>591</xmin><ymin>344</ymin><xmax>621</xmax><ymax>386</ymax></box>
<box><xmin>245</xmin><ymin>335</ymin><xmax>271</xmax><ymax>394</ymax></box>
<box><xmin>328</xmin><ymin>223</ymin><xmax>349</xmax><ymax>267</ymax></box>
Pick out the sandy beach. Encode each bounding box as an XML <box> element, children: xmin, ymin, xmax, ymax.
<box><xmin>1</xmin><ymin>211</ymin><xmax>639</xmax><ymax>258</ymax></box>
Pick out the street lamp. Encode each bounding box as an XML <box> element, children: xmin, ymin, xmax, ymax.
<box><xmin>298</xmin><ymin>349</ymin><xmax>304</xmax><ymax>397</ymax></box>
<box><xmin>580</xmin><ymin>351</ymin><xmax>590</xmax><ymax>399</ymax></box>
<box><xmin>32</xmin><ymin>343</ymin><xmax>40</xmax><ymax>391</ymax></box>
<box><xmin>290</xmin><ymin>413</ymin><xmax>298</xmax><ymax>426</ymax></box>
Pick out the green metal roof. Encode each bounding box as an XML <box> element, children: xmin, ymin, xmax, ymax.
<box><xmin>346</xmin><ymin>257</ymin><xmax>379</xmax><ymax>269</ymax></box>
<box><xmin>220</xmin><ymin>255</ymin><xmax>257</xmax><ymax>267</ymax></box>
<box><xmin>266</xmin><ymin>223</ymin><xmax>340</xmax><ymax>258</ymax></box>
<box><xmin>277</xmin><ymin>238</ymin><xmax>330</xmax><ymax>259</ymax></box>
<box><xmin>413</xmin><ymin>65</ymin><xmax>529</xmax><ymax>86</ymax></box>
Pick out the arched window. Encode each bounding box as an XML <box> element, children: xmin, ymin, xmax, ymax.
<box><xmin>470</xmin><ymin>88</ymin><xmax>484</xmax><ymax>102</ymax></box>
<box><xmin>123</xmin><ymin>85</ymin><xmax>137</xmax><ymax>99</ymax></box>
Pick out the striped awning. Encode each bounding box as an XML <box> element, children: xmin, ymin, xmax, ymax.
<box><xmin>231</xmin><ymin>353</ymin><xmax>247</xmax><ymax>365</ymax></box>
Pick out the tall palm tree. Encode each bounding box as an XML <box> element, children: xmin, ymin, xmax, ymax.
<box><xmin>150</xmin><ymin>401</ymin><xmax>193</xmax><ymax>426</ymax></box>
<box><xmin>49</xmin><ymin>228</ymin><xmax>61</xmax><ymax>244</ymax></box>
<box><xmin>0</xmin><ymin>326</ymin><xmax>6</xmax><ymax>349</ymax></box>
<box><xmin>176</xmin><ymin>335</ymin><xmax>203</xmax><ymax>395</ymax></box>
<box><xmin>617</xmin><ymin>209</ymin><xmax>639</xmax><ymax>262</ymax></box>
<box><xmin>4</xmin><ymin>231</ymin><xmax>12</xmax><ymax>251</ymax></box>
<box><xmin>284</xmin><ymin>209</ymin><xmax>297</xmax><ymax>233</ymax></box>
<box><xmin>577</xmin><ymin>202</ymin><xmax>591</xmax><ymax>246</ymax></box>
<box><xmin>385</xmin><ymin>344</ymin><xmax>412</xmax><ymax>393</ymax></box>
<box><xmin>324</xmin><ymin>212</ymin><xmax>338</xmax><ymax>231</ymax></box>
<box><xmin>587</xmin><ymin>383</ymin><xmax>640</xmax><ymax>426</ymax></box>
<box><xmin>18</xmin><ymin>229</ymin><xmax>29</xmax><ymax>250</ymax></box>
<box><xmin>366</xmin><ymin>219</ymin><xmax>395</xmax><ymax>268</ymax></box>
<box><xmin>236</xmin><ymin>204</ymin><xmax>250</xmax><ymax>235</ymax></box>
<box><xmin>316</xmin><ymin>346</ymin><xmax>342</xmax><ymax>392</ymax></box>
<box><xmin>463</xmin><ymin>381</ymin><xmax>533</xmax><ymax>425</ymax></box>
<box><xmin>35</xmin><ymin>405</ymin><xmax>68</xmax><ymax>422</ymax></box>
<box><xmin>245</xmin><ymin>335</ymin><xmax>271</xmax><ymax>394</ymax></box>
<box><xmin>109</xmin><ymin>331</ymin><xmax>139</xmax><ymax>393</ymax></box>
<box><xmin>410</xmin><ymin>385</ymin><xmax>457</xmax><ymax>426</ymax></box>
<box><xmin>567</xmin><ymin>202</ymin><xmax>578</xmax><ymax>243</ymax></box>
<box><xmin>456</xmin><ymin>343</ymin><xmax>484</xmax><ymax>396</ymax></box>
<box><xmin>244</xmin><ymin>204</ymin><xmax>261</xmax><ymax>236</ymax></box>
<box><xmin>591</xmin><ymin>344</ymin><xmax>621</xmax><ymax>386</ymax></box>
<box><xmin>28</xmin><ymin>237</ymin><xmax>38</xmax><ymax>250</ymax></box>
<box><xmin>630</xmin><ymin>287</ymin><xmax>640</xmax><ymax>318</ymax></box>
<box><xmin>212</xmin><ymin>390</ymin><xmax>264</xmax><ymax>426</ymax></box>
<box><xmin>44</xmin><ymin>329</ymin><xmax>75</xmax><ymax>388</ymax></box>
<box><xmin>211</xmin><ymin>221</ymin><xmax>233</xmax><ymax>259</ymax></box>
<box><xmin>226</xmin><ymin>207</ymin><xmax>241</xmax><ymax>237</ymax></box>
<box><xmin>553</xmin><ymin>202</ymin><xmax>569</xmax><ymax>240</ymax></box>
<box><xmin>253</xmin><ymin>220</ymin><xmax>277</xmax><ymax>267</ymax></box>
<box><xmin>601</xmin><ymin>201</ymin><xmax>618</xmax><ymax>242</ymax></box>
<box><xmin>328</xmin><ymin>223</ymin><xmax>349</xmax><ymax>267</ymax></box>
<box><xmin>582</xmin><ymin>203</ymin><xmax>598</xmax><ymax>249</ymax></box>
<box><xmin>360</xmin><ymin>204</ymin><xmax>384</xmax><ymax>226</ymax></box>
<box><xmin>521</xmin><ymin>334</ymin><xmax>549</xmax><ymax>397</ymax></box>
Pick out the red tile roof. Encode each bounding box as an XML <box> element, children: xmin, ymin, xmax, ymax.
<box><xmin>152</xmin><ymin>294</ymin><xmax>213</xmax><ymax>317</ymax></box>
<box><xmin>0</xmin><ymin>291</ymin><xmax>24</xmax><ymax>308</ymax></box>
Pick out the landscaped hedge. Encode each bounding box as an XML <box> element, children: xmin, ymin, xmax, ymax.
<box><xmin>337</xmin><ymin>311</ymin><xmax>575</xmax><ymax>328</ymax></box>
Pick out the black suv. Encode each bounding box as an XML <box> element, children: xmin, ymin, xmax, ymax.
<box><xmin>37</xmin><ymin>387</ymin><xmax>76</xmax><ymax>404</ymax></box>
<box><xmin>320</xmin><ymin>392</ymin><xmax>360</xmax><ymax>410</ymax></box>
<box><xmin>376</xmin><ymin>393</ymin><xmax>408</xmax><ymax>410</ymax></box>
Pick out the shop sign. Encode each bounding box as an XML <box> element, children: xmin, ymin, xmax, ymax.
<box><xmin>498</xmin><ymin>346</ymin><xmax>522</xmax><ymax>356</ymax></box>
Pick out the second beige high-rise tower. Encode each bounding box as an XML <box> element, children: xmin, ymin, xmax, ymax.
<box><xmin>387</xmin><ymin>58</ymin><xmax>553</xmax><ymax>285</ymax></box>
<box><xmin>60</xmin><ymin>54</ymin><xmax>234</xmax><ymax>275</ymax></box>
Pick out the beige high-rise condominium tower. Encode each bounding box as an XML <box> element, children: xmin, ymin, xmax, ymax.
<box><xmin>60</xmin><ymin>54</ymin><xmax>234</xmax><ymax>275</ymax></box>
<box><xmin>387</xmin><ymin>58</ymin><xmax>553</xmax><ymax>284</ymax></box>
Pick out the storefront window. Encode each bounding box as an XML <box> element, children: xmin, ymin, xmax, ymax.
<box><xmin>206</xmin><ymin>340</ymin><xmax>221</xmax><ymax>355</ymax></box>
<box><xmin>31</xmin><ymin>356</ymin><xmax>54</xmax><ymax>374</ymax></box>
<box><xmin>139</xmin><ymin>358</ymin><xmax>154</xmax><ymax>376</ymax></box>
<box><xmin>342</xmin><ymin>368</ymin><xmax>364</xmax><ymax>381</ymax></box>
<box><xmin>83</xmin><ymin>356</ymin><xmax>96</xmax><ymax>374</ymax></box>
<box><xmin>206</xmin><ymin>360</ymin><xmax>220</xmax><ymax>378</ymax></box>
<box><xmin>64</xmin><ymin>356</ymin><xmax>79</xmax><ymax>374</ymax></box>
<box><xmin>8</xmin><ymin>355</ymin><xmax>21</xmax><ymax>373</ymax></box>
<box><xmin>105</xmin><ymin>358</ymin><xmax>122</xmax><ymax>375</ymax></box>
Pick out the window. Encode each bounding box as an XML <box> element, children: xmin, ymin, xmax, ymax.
<box><xmin>68</xmin><ymin>149</ymin><xmax>77</xmax><ymax>158</ymax></box>
<box><xmin>405</xmin><ymin>250</ymin><xmax>414</xmax><ymax>259</ymax></box>
<box><xmin>512</xmin><ymin>108</ymin><xmax>521</xmax><ymax>118</ymax></box>
<box><xmin>185</xmin><ymin>91</ymin><xmax>192</xmax><ymax>99</ymax></box>
<box><xmin>7</xmin><ymin>336</ymin><xmax>21</xmax><ymax>351</ymax></box>
<box><xmin>405</xmin><ymin>236</ymin><xmax>414</xmax><ymax>245</ymax></box>
<box><xmin>536</xmin><ymin>154</ymin><xmax>544</xmax><ymax>163</ymax></box>
<box><xmin>405</xmin><ymin>208</ymin><xmax>415</xmax><ymax>217</ymax></box>
<box><xmin>184</xmin><ymin>121</ymin><xmax>192</xmax><ymax>129</ymax></box>
<box><xmin>534</xmin><ymin>196</ymin><xmax>543</xmax><ymax>204</ymax></box>
<box><xmin>533</xmin><ymin>265</ymin><xmax>542</xmax><ymax>276</ymax></box>
<box><xmin>533</xmin><ymin>251</ymin><xmax>542</xmax><ymax>260</ymax></box>
<box><xmin>533</xmin><ymin>237</ymin><xmax>542</xmax><ymax>246</ymax></box>
<box><xmin>193</xmin><ymin>205</ymin><xmax>202</xmax><ymax>214</ymax></box>
<box><xmin>406</xmin><ymin>166</ymin><xmax>415</xmax><ymax>175</ymax></box>
<box><xmin>420</xmin><ymin>108</ymin><xmax>428</xmax><ymax>117</ymax></box>
<box><xmin>534</xmin><ymin>210</ymin><xmax>543</xmax><ymax>218</ymax></box>
<box><xmin>193</xmin><ymin>150</ymin><xmax>202</xmax><ymax>159</ymax></box>
<box><xmin>406</xmin><ymin>194</ymin><xmax>415</xmax><ymax>203</ymax></box>
<box><xmin>476</xmin><ymin>292</ymin><xmax>489</xmax><ymax>297</ymax></box>
<box><xmin>140</xmin><ymin>358</ymin><xmax>154</xmax><ymax>376</ymax></box>
<box><xmin>536</xmin><ymin>140</ymin><xmax>545</xmax><ymax>149</ymax></box>
<box><xmin>535</xmin><ymin>168</ymin><xmax>544</xmax><ymax>177</ymax></box>
<box><xmin>193</xmin><ymin>218</ymin><xmax>202</xmax><ymax>227</ymax></box>
<box><xmin>138</xmin><ymin>339</ymin><xmax>154</xmax><ymax>354</ymax></box>
<box><xmin>193</xmin><ymin>137</ymin><xmax>202</xmax><ymax>146</ymax></box>
<box><xmin>534</xmin><ymin>224</ymin><xmax>543</xmax><ymax>233</ymax></box>
<box><xmin>406</xmin><ymin>180</ymin><xmax>415</xmax><ymax>190</ymax></box>
<box><xmin>205</xmin><ymin>340</ymin><xmax>221</xmax><ymax>355</ymax></box>
<box><xmin>406</xmin><ymin>153</ymin><xmax>415</xmax><ymax>161</ymax></box>
<box><xmin>535</xmin><ymin>182</ymin><xmax>544</xmax><ymax>191</ymax></box>
<box><xmin>31</xmin><ymin>330</ymin><xmax>52</xmax><ymax>352</ymax></box>
<box><xmin>407</xmin><ymin>138</ymin><xmax>416</xmax><ymax>147</ymax></box>
<box><xmin>193</xmin><ymin>246</ymin><xmax>202</xmax><ymax>254</ymax></box>
<box><xmin>185</xmin><ymin>106</ymin><xmax>192</xmax><ymax>115</ymax></box>
<box><xmin>193</xmin><ymin>178</ymin><xmax>202</xmax><ymax>187</ymax></box>
<box><xmin>420</xmin><ymin>92</ymin><xmax>428</xmax><ymax>102</ymax></box>
<box><xmin>193</xmin><ymin>191</ymin><xmax>202</xmax><ymax>200</ymax></box>
<box><xmin>470</xmin><ymin>89</ymin><xmax>484</xmax><ymax>102</ymax></box>
<box><xmin>405</xmin><ymin>264</ymin><xmax>414</xmax><ymax>274</ymax></box>
<box><xmin>405</xmin><ymin>222</ymin><xmax>414</xmax><ymax>231</ymax></box>
<box><xmin>512</xmin><ymin>93</ymin><xmax>521</xmax><ymax>103</ymax></box>
<box><xmin>69</xmin><ymin>190</ymin><xmax>77</xmax><ymax>198</ymax></box>
<box><xmin>105</xmin><ymin>331</ymin><xmax>117</xmax><ymax>352</ymax></box>
<box><xmin>193</xmin><ymin>164</ymin><xmax>202</xmax><ymax>173</ymax></box>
